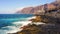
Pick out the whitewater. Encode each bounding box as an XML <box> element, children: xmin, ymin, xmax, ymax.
<box><xmin>0</xmin><ymin>14</ymin><xmax>34</xmax><ymax>34</ymax></box>
<box><xmin>0</xmin><ymin>14</ymin><xmax>45</xmax><ymax>34</ymax></box>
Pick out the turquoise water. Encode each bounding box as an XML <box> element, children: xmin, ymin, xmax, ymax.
<box><xmin>0</xmin><ymin>14</ymin><xmax>33</xmax><ymax>34</ymax></box>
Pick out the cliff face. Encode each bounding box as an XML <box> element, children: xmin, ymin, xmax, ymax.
<box><xmin>16</xmin><ymin>5</ymin><xmax>44</xmax><ymax>14</ymax></box>
<box><xmin>16</xmin><ymin>1</ymin><xmax>60</xmax><ymax>14</ymax></box>
<box><xmin>19</xmin><ymin>7</ymin><xmax>34</xmax><ymax>14</ymax></box>
<box><xmin>16</xmin><ymin>5</ymin><xmax>45</xmax><ymax>14</ymax></box>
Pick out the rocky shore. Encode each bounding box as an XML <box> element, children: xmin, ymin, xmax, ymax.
<box><xmin>8</xmin><ymin>12</ymin><xmax>60</xmax><ymax>34</ymax></box>
<box><xmin>9</xmin><ymin>0</ymin><xmax>60</xmax><ymax>34</ymax></box>
<box><xmin>8</xmin><ymin>23</ymin><xmax>60</xmax><ymax>34</ymax></box>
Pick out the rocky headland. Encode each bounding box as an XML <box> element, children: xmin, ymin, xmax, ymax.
<box><xmin>9</xmin><ymin>0</ymin><xmax>60</xmax><ymax>34</ymax></box>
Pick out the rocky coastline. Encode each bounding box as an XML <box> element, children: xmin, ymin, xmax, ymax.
<box><xmin>9</xmin><ymin>0</ymin><xmax>60</xmax><ymax>34</ymax></box>
<box><xmin>8</xmin><ymin>12</ymin><xmax>60</xmax><ymax>34</ymax></box>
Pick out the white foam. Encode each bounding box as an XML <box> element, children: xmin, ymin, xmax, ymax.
<box><xmin>0</xmin><ymin>30</ymin><xmax>7</xmax><ymax>34</ymax></box>
<box><xmin>6</xmin><ymin>21</ymin><xmax>32</xmax><ymax>34</ymax></box>
<box><xmin>4</xmin><ymin>22</ymin><xmax>45</xmax><ymax>34</ymax></box>
<box><xmin>0</xmin><ymin>16</ymin><xmax>45</xmax><ymax>34</ymax></box>
<box><xmin>33</xmin><ymin>22</ymin><xmax>46</xmax><ymax>25</ymax></box>
<box><xmin>27</xmin><ymin>16</ymin><xmax>36</xmax><ymax>20</ymax></box>
<box><xmin>13</xmin><ymin>21</ymin><xmax>32</xmax><ymax>26</ymax></box>
<box><xmin>2</xmin><ymin>26</ymin><xmax>22</xmax><ymax>34</ymax></box>
<box><xmin>6</xmin><ymin>28</ymin><xmax>22</xmax><ymax>33</ymax></box>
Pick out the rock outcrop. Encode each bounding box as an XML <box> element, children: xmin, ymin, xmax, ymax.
<box><xmin>9</xmin><ymin>23</ymin><xmax>60</xmax><ymax>34</ymax></box>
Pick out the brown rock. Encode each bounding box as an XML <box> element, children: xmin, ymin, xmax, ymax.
<box><xmin>29</xmin><ymin>16</ymin><xmax>43</xmax><ymax>23</ymax></box>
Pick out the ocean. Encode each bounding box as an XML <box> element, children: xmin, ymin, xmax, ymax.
<box><xmin>0</xmin><ymin>14</ymin><xmax>34</xmax><ymax>34</ymax></box>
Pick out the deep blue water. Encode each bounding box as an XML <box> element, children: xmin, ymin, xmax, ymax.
<box><xmin>0</xmin><ymin>14</ymin><xmax>33</xmax><ymax>28</ymax></box>
<box><xmin>0</xmin><ymin>14</ymin><xmax>33</xmax><ymax>34</ymax></box>
<box><xmin>0</xmin><ymin>14</ymin><xmax>33</xmax><ymax>19</ymax></box>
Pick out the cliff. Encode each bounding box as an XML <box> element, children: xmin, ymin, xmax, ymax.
<box><xmin>16</xmin><ymin>1</ymin><xmax>60</xmax><ymax>14</ymax></box>
<box><xmin>16</xmin><ymin>5</ymin><xmax>44</xmax><ymax>14</ymax></box>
